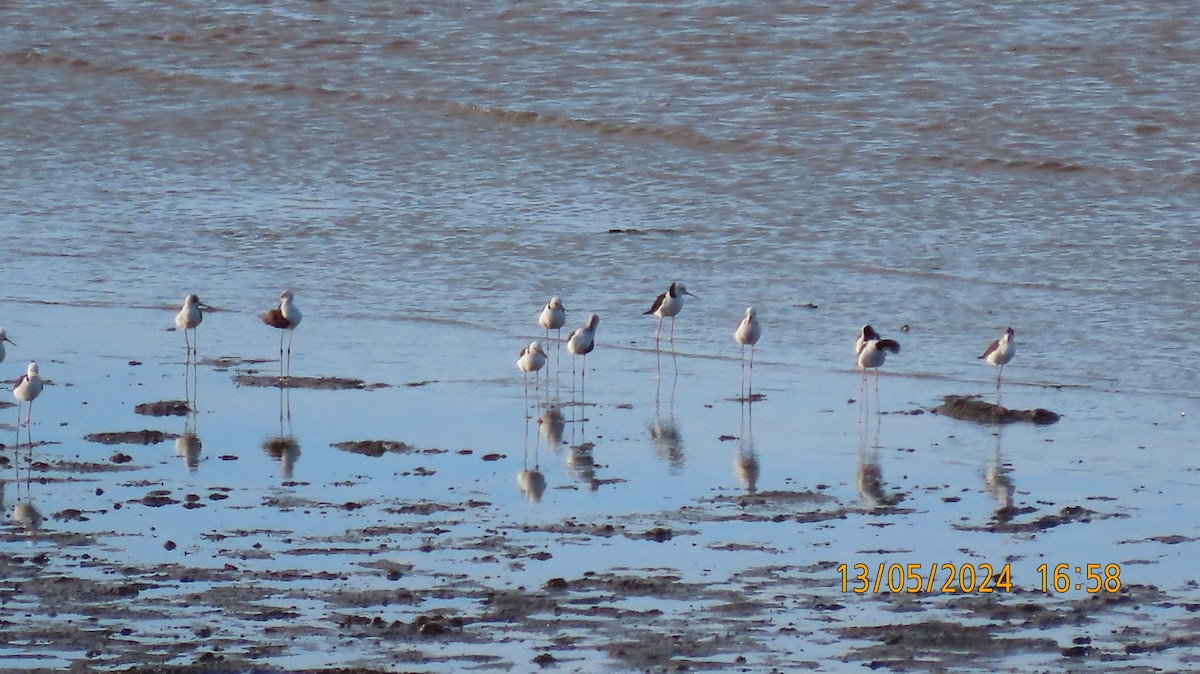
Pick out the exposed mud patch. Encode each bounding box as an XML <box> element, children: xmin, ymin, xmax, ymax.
<box><xmin>200</xmin><ymin>356</ymin><xmax>272</xmax><ymax>369</ymax></box>
<box><xmin>232</xmin><ymin>373</ymin><xmax>388</xmax><ymax>390</ymax></box>
<box><xmin>957</xmin><ymin>505</ymin><xmax>1122</xmax><ymax>533</ymax></box>
<box><xmin>134</xmin><ymin>400</ymin><xmax>191</xmax><ymax>416</ymax></box>
<box><xmin>332</xmin><ymin>440</ymin><xmax>419</xmax><ymax>457</ymax></box>
<box><xmin>933</xmin><ymin>394</ymin><xmax>1061</xmax><ymax>424</ymax></box>
<box><xmin>85</xmin><ymin>430</ymin><xmax>175</xmax><ymax>445</ymax></box>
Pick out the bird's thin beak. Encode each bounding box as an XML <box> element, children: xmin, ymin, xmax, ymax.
<box><xmin>686</xmin><ymin>291</ymin><xmax>698</xmax><ymax>298</ymax></box>
<box><xmin>3</xmin><ymin>337</ymin><xmax>15</xmax><ymax>346</ymax></box>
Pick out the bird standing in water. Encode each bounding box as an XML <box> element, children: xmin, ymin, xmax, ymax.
<box><xmin>538</xmin><ymin>297</ymin><xmax>567</xmax><ymax>341</ymax></box>
<box><xmin>517</xmin><ymin>340</ymin><xmax>548</xmax><ymax>411</ymax></box>
<box><xmin>855</xmin><ymin>324</ymin><xmax>900</xmax><ymax>395</ymax></box>
<box><xmin>644</xmin><ymin>282</ymin><xmax>696</xmax><ymax>348</ymax></box>
<box><xmin>175</xmin><ymin>294</ymin><xmax>203</xmax><ymax>358</ymax></box>
<box><xmin>734</xmin><ymin>307</ymin><xmax>762</xmax><ymax>396</ymax></box>
<box><xmin>260</xmin><ymin>290</ymin><xmax>302</xmax><ymax>376</ymax></box>
<box><xmin>0</xmin><ymin>328</ymin><xmax>15</xmax><ymax>365</ymax></box>
<box><xmin>567</xmin><ymin>313</ymin><xmax>599</xmax><ymax>397</ymax></box>
<box><xmin>13</xmin><ymin>362</ymin><xmax>43</xmax><ymax>427</ymax></box>
<box><xmin>980</xmin><ymin>327</ymin><xmax>1016</xmax><ymax>393</ymax></box>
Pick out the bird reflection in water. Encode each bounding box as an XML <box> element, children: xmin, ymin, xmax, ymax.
<box><xmin>985</xmin><ymin>426</ymin><xmax>1016</xmax><ymax>523</ymax></box>
<box><xmin>539</xmin><ymin>405</ymin><xmax>565</xmax><ymax>449</ymax></box>
<box><xmin>856</xmin><ymin>388</ymin><xmax>902</xmax><ymax>510</ymax></box>
<box><xmin>9</xmin><ymin>425</ymin><xmax>43</xmax><ymax>534</ymax></box>
<box><xmin>565</xmin><ymin>400</ymin><xmax>600</xmax><ymax>491</ymax></box>
<box><xmin>518</xmin><ymin>406</ymin><xmax>547</xmax><ymax>503</ymax></box>
<box><xmin>735</xmin><ymin>400</ymin><xmax>760</xmax><ymax>494</ymax></box>
<box><xmin>177</xmin><ymin>362</ymin><xmax>202</xmax><ymax>471</ymax></box>
<box><xmin>176</xmin><ymin>413</ymin><xmax>202</xmax><ymax>472</ymax></box>
<box><xmin>651</xmin><ymin>354</ymin><xmax>684</xmax><ymax>472</ymax></box>
<box><xmin>262</xmin><ymin>386</ymin><xmax>300</xmax><ymax>480</ymax></box>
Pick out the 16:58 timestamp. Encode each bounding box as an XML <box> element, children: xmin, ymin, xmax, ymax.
<box><xmin>1036</xmin><ymin>563</ymin><xmax>1121</xmax><ymax>593</ymax></box>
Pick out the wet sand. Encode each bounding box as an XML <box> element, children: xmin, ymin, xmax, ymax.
<box><xmin>1</xmin><ymin>303</ymin><xmax>1198</xmax><ymax>673</ymax></box>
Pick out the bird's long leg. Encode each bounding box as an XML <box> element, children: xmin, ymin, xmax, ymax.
<box><xmin>523</xmin><ymin>372</ymin><xmax>530</xmax><ymax>418</ymax></box>
<box><xmin>749</xmin><ymin>345</ymin><xmax>756</xmax><ymax>397</ymax></box>
<box><xmin>739</xmin><ymin>344</ymin><xmax>746</xmax><ymax>399</ymax></box>
<box><xmin>278</xmin><ymin>331</ymin><xmax>285</xmax><ymax>377</ymax></box>
<box><xmin>655</xmin><ymin>317</ymin><xmax>663</xmax><ymax>349</ymax></box>
<box><xmin>996</xmin><ymin>366</ymin><xmax>1005</xmax><ymax>409</ymax></box>
<box><xmin>581</xmin><ymin>355</ymin><xmax>587</xmax><ymax>404</ymax></box>
<box><xmin>669</xmin><ymin>316</ymin><xmax>676</xmax><ymax>344</ymax></box>
<box><xmin>184</xmin><ymin>328</ymin><xmax>192</xmax><ymax>359</ymax></box>
<box><xmin>286</xmin><ymin>330</ymin><xmax>295</xmax><ymax>377</ymax></box>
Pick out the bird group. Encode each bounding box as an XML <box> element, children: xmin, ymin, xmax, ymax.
<box><xmin>172</xmin><ymin>289</ymin><xmax>302</xmax><ymax>372</ymax></box>
<box><xmin>517</xmin><ymin>281</ymin><xmax>757</xmax><ymax>398</ymax></box>
<box><xmin>3</xmin><ymin>290</ymin><xmax>304</xmax><ymax>429</ymax></box>
<box><xmin>517</xmin><ymin>281</ymin><xmax>1016</xmax><ymax>404</ymax></box>
<box><xmin>5</xmin><ymin>282</ymin><xmax>1017</xmax><ymax>429</ymax></box>
<box><xmin>1</xmin><ymin>327</ymin><xmax>40</xmax><ymax>427</ymax></box>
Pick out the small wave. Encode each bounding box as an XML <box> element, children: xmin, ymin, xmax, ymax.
<box><xmin>1</xmin><ymin>46</ymin><xmax>783</xmax><ymax>157</ymax></box>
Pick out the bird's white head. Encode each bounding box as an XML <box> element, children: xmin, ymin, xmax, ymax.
<box><xmin>745</xmin><ymin>307</ymin><xmax>757</xmax><ymax>319</ymax></box>
<box><xmin>0</xmin><ymin>327</ymin><xmax>12</xmax><ymax>345</ymax></box>
<box><xmin>185</xmin><ymin>294</ymin><xmax>200</xmax><ymax>306</ymax></box>
<box><xmin>26</xmin><ymin>362</ymin><xmax>39</xmax><ymax>377</ymax></box>
<box><xmin>1005</xmin><ymin>326</ymin><xmax>1015</xmax><ymax>338</ymax></box>
<box><xmin>281</xmin><ymin>290</ymin><xmax>294</xmax><ymax>301</ymax></box>
<box><xmin>549</xmin><ymin>296</ymin><xmax>565</xmax><ymax>310</ymax></box>
<box><xmin>529</xmin><ymin>340</ymin><xmax>544</xmax><ymax>355</ymax></box>
<box><xmin>673</xmin><ymin>282</ymin><xmax>696</xmax><ymax>298</ymax></box>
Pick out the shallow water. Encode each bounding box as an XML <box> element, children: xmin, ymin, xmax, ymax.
<box><xmin>0</xmin><ymin>302</ymin><xmax>1197</xmax><ymax>670</ymax></box>
<box><xmin>2</xmin><ymin>0</ymin><xmax>1200</xmax><ymax>670</ymax></box>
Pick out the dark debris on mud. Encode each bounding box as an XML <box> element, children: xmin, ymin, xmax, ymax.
<box><xmin>232</xmin><ymin>373</ymin><xmax>388</xmax><ymax>390</ymax></box>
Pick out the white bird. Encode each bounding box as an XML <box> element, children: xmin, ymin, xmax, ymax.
<box><xmin>517</xmin><ymin>340</ymin><xmax>548</xmax><ymax>403</ymax></box>
<box><xmin>734</xmin><ymin>307</ymin><xmax>762</xmax><ymax>395</ymax></box>
<box><xmin>980</xmin><ymin>327</ymin><xmax>1016</xmax><ymax>392</ymax></box>
<box><xmin>538</xmin><ymin>297</ymin><xmax>567</xmax><ymax>341</ymax></box>
<box><xmin>644</xmin><ymin>282</ymin><xmax>696</xmax><ymax>347</ymax></box>
<box><xmin>566</xmin><ymin>313</ymin><xmax>599</xmax><ymax>396</ymax></box>
<box><xmin>0</xmin><ymin>327</ymin><xmax>15</xmax><ymax>365</ymax></box>
<box><xmin>175</xmin><ymin>294</ymin><xmax>203</xmax><ymax>357</ymax></box>
<box><xmin>13</xmin><ymin>362</ymin><xmax>43</xmax><ymax>427</ymax></box>
<box><xmin>854</xmin><ymin>324</ymin><xmax>880</xmax><ymax>356</ymax></box>
<box><xmin>855</xmin><ymin>325</ymin><xmax>900</xmax><ymax>395</ymax></box>
<box><xmin>260</xmin><ymin>290</ymin><xmax>302</xmax><ymax>376</ymax></box>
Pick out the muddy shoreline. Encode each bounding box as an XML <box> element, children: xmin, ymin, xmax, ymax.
<box><xmin>2</xmin><ymin>303</ymin><xmax>1198</xmax><ymax>673</ymax></box>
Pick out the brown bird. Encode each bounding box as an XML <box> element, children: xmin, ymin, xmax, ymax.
<box><xmin>260</xmin><ymin>290</ymin><xmax>302</xmax><ymax>376</ymax></box>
